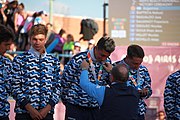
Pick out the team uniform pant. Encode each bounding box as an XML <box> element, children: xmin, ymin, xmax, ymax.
<box><xmin>0</xmin><ymin>116</ymin><xmax>9</xmax><ymax>120</ymax></box>
<box><xmin>65</xmin><ymin>103</ymin><xmax>100</xmax><ymax>120</ymax></box>
<box><xmin>15</xmin><ymin>113</ymin><xmax>53</xmax><ymax>120</ymax></box>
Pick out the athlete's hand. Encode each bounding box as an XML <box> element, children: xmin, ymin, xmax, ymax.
<box><xmin>81</xmin><ymin>60</ymin><xmax>89</xmax><ymax>70</ymax></box>
<box><xmin>103</xmin><ymin>62</ymin><xmax>112</xmax><ymax>73</ymax></box>
<box><xmin>39</xmin><ymin>104</ymin><xmax>51</xmax><ymax>119</ymax></box>
<box><xmin>25</xmin><ymin>103</ymin><xmax>43</xmax><ymax>120</ymax></box>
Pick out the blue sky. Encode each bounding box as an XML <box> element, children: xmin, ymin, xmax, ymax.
<box><xmin>18</xmin><ymin>0</ymin><xmax>108</xmax><ymax>18</ymax></box>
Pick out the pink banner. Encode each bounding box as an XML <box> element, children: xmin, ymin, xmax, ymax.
<box><xmin>110</xmin><ymin>46</ymin><xmax>180</xmax><ymax>111</ymax></box>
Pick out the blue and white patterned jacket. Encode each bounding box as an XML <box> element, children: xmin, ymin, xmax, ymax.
<box><xmin>0</xmin><ymin>55</ymin><xmax>12</xmax><ymax>118</ymax></box>
<box><xmin>11</xmin><ymin>47</ymin><xmax>61</xmax><ymax>114</ymax></box>
<box><xmin>164</xmin><ymin>70</ymin><xmax>180</xmax><ymax>119</ymax></box>
<box><xmin>114</xmin><ymin>59</ymin><xmax>152</xmax><ymax>116</ymax></box>
<box><xmin>61</xmin><ymin>49</ymin><xmax>112</xmax><ymax>108</ymax></box>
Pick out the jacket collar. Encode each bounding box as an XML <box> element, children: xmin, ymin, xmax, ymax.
<box><xmin>29</xmin><ymin>46</ymin><xmax>47</xmax><ymax>58</ymax></box>
<box><xmin>111</xmin><ymin>82</ymin><xmax>127</xmax><ymax>89</ymax></box>
<box><xmin>89</xmin><ymin>47</ymin><xmax>96</xmax><ymax>61</ymax></box>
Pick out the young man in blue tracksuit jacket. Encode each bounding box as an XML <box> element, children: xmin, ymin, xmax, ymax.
<box><xmin>11</xmin><ymin>24</ymin><xmax>61</xmax><ymax>120</ymax></box>
<box><xmin>164</xmin><ymin>70</ymin><xmax>180</xmax><ymax>119</ymax></box>
<box><xmin>61</xmin><ymin>36</ymin><xmax>116</xmax><ymax>120</ymax></box>
<box><xmin>0</xmin><ymin>24</ymin><xmax>14</xmax><ymax>120</ymax></box>
<box><xmin>113</xmin><ymin>45</ymin><xmax>152</xmax><ymax>120</ymax></box>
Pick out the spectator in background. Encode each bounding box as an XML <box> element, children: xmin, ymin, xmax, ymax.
<box><xmin>60</xmin><ymin>34</ymin><xmax>74</xmax><ymax>66</ymax></box>
<box><xmin>13</xmin><ymin>2</ymin><xmax>31</xmax><ymax>47</ymax></box>
<box><xmin>18</xmin><ymin>11</ymin><xmax>37</xmax><ymax>51</ymax></box>
<box><xmin>156</xmin><ymin>111</ymin><xmax>166</xmax><ymax>120</ymax></box>
<box><xmin>0</xmin><ymin>0</ymin><xmax>7</xmax><ymax>24</ymax></box>
<box><xmin>87</xmin><ymin>39</ymin><xmax>95</xmax><ymax>51</ymax></box>
<box><xmin>45</xmin><ymin>23</ymin><xmax>53</xmax><ymax>39</ymax></box>
<box><xmin>0</xmin><ymin>24</ymin><xmax>14</xmax><ymax>120</ymax></box>
<box><xmin>45</xmin><ymin>23</ymin><xmax>55</xmax><ymax>47</ymax></box>
<box><xmin>11</xmin><ymin>24</ymin><xmax>61</xmax><ymax>120</ymax></box>
<box><xmin>58</xmin><ymin>28</ymin><xmax>66</xmax><ymax>41</ymax></box>
<box><xmin>1</xmin><ymin>0</ymin><xmax>18</xmax><ymax>33</ymax></box>
<box><xmin>80</xmin><ymin>61</ymin><xmax>139</xmax><ymax>120</ymax></box>
<box><xmin>34</xmin><ymin>10</ymin><xmax>47</xmax><ymax>25</ymax></box>
<box><xmin>164</xmin><ymin>70</ymin><xmax>180</xmax><ymax>119</ymax></box>
<box><xmin>46</xmin><ymin>23</ymin><xmax>53</xmax><ymax>30</ymax></box>
<box><xmin>61</xmin><ymin>36</ymin><xmax>115</xmax><ymax>120</ymax></box>
<box><xmin>4</xmin><ymin>42</ymin><xmax>17</xmax><ymax>61</ymax></box>
<box><xmin>113</xmin><ymin>44</ymin><xmax>152</xmax><ymax>120</ymax></box>
<box><xmin>13</xmin><ymin>3</ymin><xmax>28</xmax><ymax>35</ymax></box>
<box><xmin>46</xmin><ymin>23</ymin><xmax>53</xmax><ymax>31</ymax></box>
<box><xmin>51</xmin><ymin>28</ymin><xmax>66</xmax><ymax>55</ymax></box>
<box><xmin>18</xmin><ymin>10</ymin><xmax>46</xmax><ymax>51</ymax></box>
<box><xmin>73</xmin><ymin>41</ymin><xmax>81</xmax><ymax>55</ymax></box>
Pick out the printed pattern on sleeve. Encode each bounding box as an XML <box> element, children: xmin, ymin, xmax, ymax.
<box><xmin>164</xmin><ymin>70</ymin><xmax>180</xmax><ymax>119</ymax></box>
<box><xmin>0</xmin><ymin>55</ymin><xmax>12</xmax><ymax>117</ymax></box>
<box><xmin>61</xmin><ymin>51</ymin><xmax>111</xmax><ymax>107</ymax></box>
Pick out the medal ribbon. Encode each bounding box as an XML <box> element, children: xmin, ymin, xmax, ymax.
<box><xmin>87</xmin><ymin>52</ymin><xmax>103</xmax><ymax>84</ymax></box>
<box><xmin>129</xmin><ymin>70</ymin><xmax>141</xmax><ymax>90</ymax></box>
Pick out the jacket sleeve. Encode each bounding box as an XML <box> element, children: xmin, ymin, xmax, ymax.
<box><xmin>142</xmin><ymin>67</ymin><xmax>152</xmax><ymax>99</ymax></box>
<box><xmin>164</xmin><ymin>75</ymin><xmax>176</xmax><ymax>119</ymax></box>
<box><xmin>61</xmin><ymin>56</ymin><xmax>82</xmax><ymax>102</ymax></box>
<box><xmin>11</xmin><ymin>56</ymin><xmax>29</xmax><ymax>108</ymax></box>
<box><xmin>80</xmin><ymin>70</ymin><xmax>105</xmax><ymax>106</ymax></box>
<box><xmin>48</xmin><ymin>59</ymin><xmax>61</xmax><ymax>107</ymax></box>
<box><xmin>5</xmin><ymin>58</ymin><xmax>12</xmax><ymax>96</ymax></box>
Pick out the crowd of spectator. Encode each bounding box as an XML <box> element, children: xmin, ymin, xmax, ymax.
<box><xmin>0</xmin><ymin>0</ymin><xmax>48</xmax><ymax>50</ymax></box>
<box><xmin>0</xmin><ymin>0</ymin><xmax>96</xmax><ymax>69</ymax></box>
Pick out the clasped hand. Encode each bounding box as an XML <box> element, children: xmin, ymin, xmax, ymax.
<box><xmin>25</xmin><ymin>103</ymin><xmax>51</xmax><ymax>120</ymax></box>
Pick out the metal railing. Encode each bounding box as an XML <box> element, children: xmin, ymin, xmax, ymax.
<box><xmin>6</xmin><ymin>51</ymin><xmax>73</xmax><ymax>60</ymax></box>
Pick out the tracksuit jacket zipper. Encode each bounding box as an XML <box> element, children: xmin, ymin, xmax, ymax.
<box><xmin>39</xmin><ymin>55</ymin><xmax>42</xmax><ymax>110</ymax></box>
